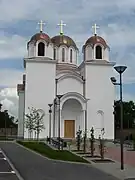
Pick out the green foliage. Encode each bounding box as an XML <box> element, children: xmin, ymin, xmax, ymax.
<box><xmin>76</xmin><ymin>126</ymin><xmax>82</xmax><ymax>151</ymax></box>
<box><xmin>17</xmin><ymin>141</ymin><xmax>89</xmax><ymax>163</ymax></box>
<box><xmin>114</xmin><ymin>100</ymin><xmax>135</xmax><ymax>129</ymax></box>
<box><xmin>0</xmin><ymin>103</ymin><xmax>17</xmax><ymax>128</ymax></box>
<box><xmin>25</xmin><ymin>107</ymin><xmax>45</xmax><ymax>139</ymax></box>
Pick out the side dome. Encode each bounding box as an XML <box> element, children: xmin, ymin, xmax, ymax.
<box><xmin>51</xmin><ymin>35</ymin><xmax>78</xmax><ymax>49</ymax></box>
<box><xmin>28</xmin><ymin>32</ymin><xmax>51</xmax><ymax>45</ymax></box>
<box><xmin>84</xmin><ymin>35</ymin><xmax>108</xmax><ymax>48</ymax></box>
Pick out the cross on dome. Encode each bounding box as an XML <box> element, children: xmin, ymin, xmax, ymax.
<box><xmin>92</xmin><ymin>23</ymin><xmax>99</xmax><ymax>36</ymax></box>
<box><xmin>57</xmin><ymin>20</ymin><xmax>66</xmax><ymax>35</ymax></box>
<box><xmin>38</xmin><ymin>20</ymin><xmax>45</xmax><ymax>33</ymax></box>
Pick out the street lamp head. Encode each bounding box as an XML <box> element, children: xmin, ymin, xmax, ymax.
<box><xmin>48</xmin><ymin>104</ymin><xmax>53</xmax><ymax>107</ymax></box>
<box><xmin>56</xmin><ymin>95</ymin><xmax>63</xmax><ymax>99</ymax></box>
<box><xmin>114</xmin><ymin>66</ymin><xmax>127</xmax><ymax>74</ymax></box>
<box><xmin>110</xmin><ymin>77</ymin><xmax>117</xmax><ymax>83</ymax></box>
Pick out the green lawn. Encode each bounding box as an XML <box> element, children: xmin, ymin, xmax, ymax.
<box><xmin>17</xmin><ymin>141</ymin><xmax>89</xmax><ymax>163</ymax></box>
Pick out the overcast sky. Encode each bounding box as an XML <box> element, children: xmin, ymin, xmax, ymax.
<box><xmin>0</xmin><ymin>0</ymin><xmax>135</xmax><ymax>118</ymax></box>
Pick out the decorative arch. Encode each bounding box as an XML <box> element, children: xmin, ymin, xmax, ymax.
<box><xmin>38</xmin><ymin>42</ymin><xmax>45</xmax><ymax>56</ymax></box>
<box><xmin>97</xmin><ymin>110</ymin><xmax>105</xmax><ymax>136</ymax></box>
<box><xmin>58</xmin><ymin>74</ymin><xmax>83</xmax><ymax>83</ymax></box>
<box><xmin>95</xmin><ymin>45</ymin><xmax>102</xmax><ymax>59</ymax></box>
<box><xmin>60</xmin><ymin>92</ymin><xmax>87</xmax><ymax>110</ymax></box>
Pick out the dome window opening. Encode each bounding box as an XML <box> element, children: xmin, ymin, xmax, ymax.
<box><xmin>38</xmin><ymin>42</ymin><xmax>45</xmax><ymax>56</ymax></box>
<box><xmin>70</xmin><ymin>49</ymin><xmax>73</xmax><ymax>63</ymax></box>
<box><xmin>62</xmin><ymin>48</ymin><xmax>65</xmax><ymax>62</ymax></box>
<box><xmin>53</xmin><ymin>48</ymin><xmax>56</xmax><ymax>60</ymax></box>
<box><xmin>95</xmin><ymin>45</ymin><xmax>102</xmax><ymax>59</ymax></box>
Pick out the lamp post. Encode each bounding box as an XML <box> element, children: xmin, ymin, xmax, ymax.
<box><xmin>48</xmin><ymin>103</ymin><xmax>53</xmax><ymax>143</ymax></box>
<box><xmin>83</xmin><ymin>99</ymin><xmax>90</xmax><ymax>153</ymax></box>
<box><xmin>111</xmin><ymin>65</ymin><xmax>127</xmax><ymax>170</ymax></box>
<box><xmin>56</xmin><ymin>95</ymin><xmax>63</xmax><ymax>150</ymax></box>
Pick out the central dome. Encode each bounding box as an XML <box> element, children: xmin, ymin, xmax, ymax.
<box><xmin>51</xmin><ymin>35</ymin><xmax>78</xmax><ymax>49</ymax></box>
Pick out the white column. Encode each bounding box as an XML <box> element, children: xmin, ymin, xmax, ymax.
<box><xmin>18</xmin><ymin>91</ymin><xmax>25</xmax><ymax>138</ymax></box>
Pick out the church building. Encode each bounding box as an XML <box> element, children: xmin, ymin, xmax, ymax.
<box><xmin>17</xmin><ymin>21</ymin><xmax>116</xmax><ymax>140</ymax></box>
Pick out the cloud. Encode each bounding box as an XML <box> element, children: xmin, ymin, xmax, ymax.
<box><xmin>0</xmin><ymin>69</ymin><xmax>23</xmax><ymax>87</ymax></box>
<box><xmin>0</xmin><ymin>69</ymin><xmax>23</xmax><ymax>117</ymax></box>
<box><xmin>0</xmin><ymin>88</ymin><xmax>18</xmax><ymax>117</ymax></box>
<box><xmin>0</xmin><ymin>0</ymin><xmax>135</xmax><ymax>117</ymax></box>
<box><xmin>0</xmin><ymin>34</ymin><xmax>27</xmax><ymax>59</ymax></box>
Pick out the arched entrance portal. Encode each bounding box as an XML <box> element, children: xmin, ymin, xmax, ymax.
<box><xmin>61</xmin><ymin>99</ymin><xmax>83</xmax><ymax>139</ymax></box>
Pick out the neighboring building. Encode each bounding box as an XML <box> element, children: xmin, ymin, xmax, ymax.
<box><xmin>17</xmin><ymin>21</ymin><xmax>116</xmax><ymax>140</ymax></box>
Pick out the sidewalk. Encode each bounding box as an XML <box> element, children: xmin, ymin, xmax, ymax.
<box><xmin>70</xmin><ymin>142</ymin><xmax>135</xmax><ymax>180</ymax></box>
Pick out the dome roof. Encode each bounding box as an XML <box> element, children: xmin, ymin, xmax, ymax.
<box><xmin>85</xmin><ymin>35</ymin><xmax>108</xmax><ymax>48</ymax></box>
<box><xmin>51</xmin><ymin>35</ymin><xmax>78</xmax><ymax>49</ymax></box>
<box><xmin>28</xmin><ymin>32</ymin><xmax>51</xmax><ymax>45</ymax></box>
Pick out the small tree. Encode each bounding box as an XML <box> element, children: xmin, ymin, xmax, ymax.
<box><xmin>25</xmin><ymin>107</ymin><xmax>36</xmax><ymax>139</ymax></box>
<box><xmin>34</xmin><ymin>109</ymin><xmax>45</xmax><ymax>141</ymax></box>
<box><xmin>25</xmin><ymin>107</ymin><xmax>45</xmax><ymax>140</ymax></box>
<box><xmin>76</xmin><ymin>126</ymin><xmax>82</xmax><ymax>151</ymax></box>
<box><xmin>90</xmin><ymin>127</ymin><xmax>95</xmax><ymax>157</ymax></box>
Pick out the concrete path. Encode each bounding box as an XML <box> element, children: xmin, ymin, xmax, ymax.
<box><xmin>0</xmin><ymin>147</ymin><xmax>19</xmax><ymax>180</ymax></box>
<box><xmin>0</xmin><ymin>142</ymin><xmax>119</xmax><ymax>180</ymax></box>
<box><xmin>70</xmin><ymin>141</ymin><xmax>135</xmax><ymax>180</ymax></box>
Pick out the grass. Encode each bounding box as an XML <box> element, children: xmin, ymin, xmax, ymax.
<box><xmin>0</xmin><ymin>136</ymin><xmax>14</xmax><ymax>141</ymax></box>
<box><xmin>17</xmin><ymin>141</ymin><xmax>89</xmax><ymax>163</ymax></box>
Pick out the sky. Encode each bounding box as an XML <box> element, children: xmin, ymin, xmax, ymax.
<box><xmin>0</xmin><ymin>0</ymin><xmax>135</xmax><ymax>118</ymax></box>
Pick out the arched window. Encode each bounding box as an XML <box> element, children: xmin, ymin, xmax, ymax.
<box><xmin>95</xmin><ymin>45</ymin><xmax>102</xmax><ymax>59</ymax></box>
<box><xmin>53</xmin><ymin>48</ymin><xmax>56</xmax><ymax>60</ymax></box>
<box><xmin>62</xmin><ymin>48</ymin><xmax>65</xmax><ymax>62</ymax></box>
<box><xmin>70</xmin><ymin>49</ymin><xmax>73</xmax><ymax>63</ymax></box>
<box><xmin>38</xmin><ymin>42</ymin><xmax>45</xmax><ymax>56</ymax></box>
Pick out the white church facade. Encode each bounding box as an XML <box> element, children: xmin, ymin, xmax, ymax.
<box><xmin>17</xmin><ymin>21</ymin><xmax>116</xmax><ymax>140</ymax></box>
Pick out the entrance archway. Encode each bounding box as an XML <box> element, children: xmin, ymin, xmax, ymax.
<box><xmin>61</xmin><ymin>99</ymin><xmax>83</xmax><ymax>139</ymax></box>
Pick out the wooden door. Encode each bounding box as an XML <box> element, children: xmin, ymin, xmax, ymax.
<box><xmin>64</xmin><ymin>120</ymin><xmax>75</xmax><ymax>138</ymax></box>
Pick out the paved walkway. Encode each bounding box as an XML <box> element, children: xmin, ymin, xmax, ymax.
<box><xmin>70</xmin><ymin>141</ymin><xmax>135</xmax><ymax>180</ymax></box>
<box><xmin>105</xmin><ymin>146</ymin><xmax>135</xmax><ymax>167</ymax></box>
<box><xmin>0</xmin><ymin>148</ymin><xmax>19</xmax><ymax>180</ymax></box>
<box><xmin>0</xmin><ymin>142</ymin><xmax>118</xmax><ymax>180</ymax></box>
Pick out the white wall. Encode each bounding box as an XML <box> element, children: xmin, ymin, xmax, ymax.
<box><xmin>85</xmin><ymin>62</ymin><xmax>115</xmax><ymax>139</ymax></box>
<box><xmin>18</xmin><ymin>91</ymin><xmax>25</xmax><ymax>138</ymax></box>
<box><xmin>57</xmin><ymin>75</ymin><xmax>83</xmax><ymax>95</ymax></box>
<box><xmin>24</xmin><ymin>58</ymin><xmax>56</xmax><ymax>138</ymax></box>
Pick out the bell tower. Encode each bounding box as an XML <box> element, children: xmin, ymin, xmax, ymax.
<box><xmin>23</xmin><ymin>21</ymin><xmax>56</xmax><ymax>138</ymax></box>
<box><xmin>83</xmin><ymin>23</ymin><xmax>116</xmax><ymax>139</ymax></box>
<box><xmin>83</xmin><ymin>24</ymin><xmax>110</xmax><ymax>62</ymax></box>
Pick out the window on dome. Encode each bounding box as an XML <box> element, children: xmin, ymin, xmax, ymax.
<box><xmin>70</xmin><ymin>49</ymin><xmax>73</xmax><ymax>63</ymax></box>
<box><xmin>38</xmin><ymin>42</ymin><xmax>45</xmax><ymax>56</ymax></box>
<box><xmin>53</xmin><ymin>48</ymin><xmax>56</xmax><ymax>60</ymax></box>
<box><xmin>62</xmin><ymin>48</ymin><xmax>65</xmax><ymax>62</ymax></box>
<box><xmin>95</xmin><ymin>45</ymin><xmax>102</xmax><ymax>59</ymax></box>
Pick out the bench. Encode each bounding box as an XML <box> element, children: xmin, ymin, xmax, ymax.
<box><xmin>51</xmin><ymin>138</ymin><xmax>63</xmax><ymax>150</ymax></box>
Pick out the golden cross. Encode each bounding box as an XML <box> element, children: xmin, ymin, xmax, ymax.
<box><xmin>57</xmin><ymin>20</ymin><xmax>66</xmax><ymax>35</ymax></box>
<box><xmin>38</xmin><ymin>20</ymin><xmax>45</xmax><ymax>33</ymax></box>
<box><xmin>92</xmin><ymin>23</ymin><xmax>99</xmax><ymax>35</ymax></box>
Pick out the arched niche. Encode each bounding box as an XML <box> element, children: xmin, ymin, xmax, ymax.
<box><xmin>38</xmin><ymin>42</ymin><xmax>45</xmax><ymax>56</ymax></box>
<box><xmin>95</xmin><ymin>45</ymin><xmax>102</xmax><ymax>59</ymax></box>
<box><xmin>70</xmin><ymin>49</ymin><xmax>73</xmax><ymax>63</ymax></box>
<box><xmin>62</xmin><ymin>47</ymin><xmax>65</xmax><ymax>62</ymax></box>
